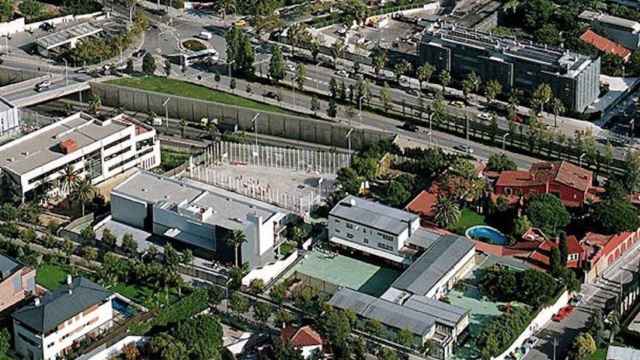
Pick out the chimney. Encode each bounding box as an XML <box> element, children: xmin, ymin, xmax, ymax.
<box><xmin>34</xmin><ymin>298</ymin><xmax>40</xmax><ymax>306</ymax></box>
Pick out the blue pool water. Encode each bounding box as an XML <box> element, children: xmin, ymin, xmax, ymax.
<box><xmin>112</xmin><ymin>298</ymin><xmax>137</xmax><ymax>318</ymax></box>
<box><xmin>466</xmin><ymin>225</ymin><xmax>509</xmax><ymax>245</ymax></box>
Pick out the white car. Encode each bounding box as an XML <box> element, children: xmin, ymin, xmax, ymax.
<box><xmin>454</xmin><ymin>144</ymin><xmax>474</xmax><ymax>154</ymax></box>
<box><xmin>477</xmin><ymin>112</ymin><xmax>493</xmax><ymax>121</ymax></box>
<box><xmin>336</xmin><ymin>69</ymin><xmax>349</xmax><ymax>77</ymax></box>
<box><xmin>35</xmin><ymin>80</ymin><xmax>52</xmax><ymax>91</ymax></box>
<box><xmin>196</xmin><ymin>31</ymin><xmax>213</xmax><ymax>40</ymax></box>
<box><xmin>287</xmin><ymin>63</ymin><xmax>296</xmax><ymax>72</ymax></box>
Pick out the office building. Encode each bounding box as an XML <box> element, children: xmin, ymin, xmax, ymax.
<box><xmin>579</xmin><ymin>10</ymin><xmax>640</xmax><ymax>50</ymax></box>
<box><xmin>0</xmin><ymin>254</ymin><xmax>35</xmax><ymax>312</ymax></box>
<box><xmin>110</xmin><ymin>170</ymin><xmax>292</xmax><ymax>269</ymax></box>
<box><xmin>418</xmin><ymin>23</ymin><xmax>601</xmax><ymax>112</ymax></box>
<box><xmin>0</xmin><ymin>97</ymin><xmax>19</xmax><ymax>137</ymax></box>
<box><xmin>12</xmin><ymin>277</ymin><xmax>114</xmax><ymax>360</ymax></box>
<box><xmin>0</xmin><ymin>112</ymin><xmax>160</xmax><ymax>201</ymax></box>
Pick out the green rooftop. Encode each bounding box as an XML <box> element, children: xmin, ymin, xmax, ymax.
<box><xmin>284</xmin><ymin>250</ymin><xmax>401</xmax><ymax>297</ymax></box>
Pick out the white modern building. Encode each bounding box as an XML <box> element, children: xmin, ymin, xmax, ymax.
<box><xmin>580</xmin><ymin>10</ymin><xmax>640</xmax><ymax>50</ymax></box>
<box><xmin>12</xmin><ymin>277</ymin><xmax>114</xmax><ymax>360</ymax></box>
<box><xmin>328</xmin><ymin>195</ymin><xmax>442</xmax><ymax>264</ymax></box>
<box><xmin>0</xmin><ymin>96</ymin><xmax>20</xmax><ymax>137</ymax></box>
<box><xmin>0</xmin><ymin>112</ymin><xmax>160</xmax><ymax>201</ymax></box>
<box><xmin>110</xmin><ymin>170</ymin><xmax>292</xmax><ymax>268</ymax></box>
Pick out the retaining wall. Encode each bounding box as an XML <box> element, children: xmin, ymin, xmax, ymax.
<box><xmin>90</xmin><ymin>82</ymin><xmax>394</xmax><ymax>150</ymax></box>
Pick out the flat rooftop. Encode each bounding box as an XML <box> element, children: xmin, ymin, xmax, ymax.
<box><xmin>114</xmin><ymin>171</ymin><xmax>286</xmax><ymax>231</ymax></box>
<box><xmin>579</xmin><ymin>10</ymin><xmax>640</xmax><ymax>31</ymax></box>
<box><xmin>329</xmin><ymin>195</ymin><xmax>419</xmax><ymax>235</ymax></box>
<box><xmin>0</xmin><ymin>112</ymin><xmax>128</xmax><ymax>176</ymax></box>
<box><xmin>36</xmin><ymin>22</ymin><xmax>103</xmax><ymax>50</ymax></box>
<box><xmin>0</xmin><ymin>254</ymin><xmax>21</xmax><ymax>279</ymax></box>
<box><xmin>283</xmin><ymin>249</ymin><xmax>401</xmax><ymax>297</ymax></box>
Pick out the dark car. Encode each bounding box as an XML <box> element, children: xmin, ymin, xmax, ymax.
<box><xmin>263</xmin><ymin>91</ymin><xmax>280</xmax><ymax>101</ymax></box>
<box><xmin>133</xmin><ymin>49</ymin><xmax>146</xmax><ymax>58</ymax></box>
<box><xmin>401</xmin><ymin>122</ymin><xmax>418</xmax><ymax>132</ymax></box>
<box><xmin>40</xmin><ymin>22</ymin><xmax>54</xmax><ymax>32</ymax></box>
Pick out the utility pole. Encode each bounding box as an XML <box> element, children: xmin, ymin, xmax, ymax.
<box><xmin>502</xmin><ymin>133</ymin><xmax>509</xmax><ymax>151</ymax></box>
<box><xmin>579</xmin><ymin>153</ymin><xmax>587</xmax><ymax>168</ymax></box>
<box><xmin>162</xmin><ymin>97</ymin><xmax>170</xmax><ymax>128</ymax></box>
<box><xmin>358</xmin><ymin>95</ymin><xmax>365</xmax><ymax>127</ymax></box>
<box><xmin>346</xmin><ymin>128</ymin><xmax>354</xmax><ymax>156</ymax></box>
<box><xmin>251</xmin><ymin>112</ymin><xmax>261</xmax><ymax>151</ymax></box>
<box><xmin>553</xmin><ymin>337</ymin><xmax>558</xmax><ymax>360</ymax></box>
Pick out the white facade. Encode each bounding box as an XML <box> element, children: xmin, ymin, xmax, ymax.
<box><xmin>0</xmin><ymin>112</ymin><xmax>160</xmax><ymax>199</ymax></box>
<box><xmin>0</xmin><ymin>97</ymin><xmax>19</xmax><ymax>137</ymax></box>
<box><xmin>425</xmin><ymin>248</ymin><xmax>475</xmax><ymax>299</ymax></box>
<box><xmin>13</xmin><ymin>298</ymin><xmax>114</xmax><ymax>360</ymax></box>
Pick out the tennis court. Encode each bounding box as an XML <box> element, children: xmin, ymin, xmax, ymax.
<box><xmin>283</xmin><ymin>249</ymin><xmax>402</xmax><ymax>297</ymax></box>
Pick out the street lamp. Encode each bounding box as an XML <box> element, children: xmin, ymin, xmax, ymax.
<box><xmin>346</xmin><ymin>128</ymin><xmax>354</xmax><ymax>155</ymax></box>
<box><xmin>162</xmin><ymin>97</ymin><xmax>170</xmax><ymax>128</ymax></box>
<box><xmin>428</xmin><ymin>112</ymin><xmax>434</xmax><ymax>147</ymax></box>
<box><xmin>358</xmin><ymin>95</ymin><xmax>365</xmax><ymax>126</ymax></box>
<box><xmin>62</xmin><ymin>59</ymin><xmax>68</xmax><ymax>86</ymax></box>
<box><xmin>579</xmin><ymin>153</ymin><xmax>587</xmax><ymax>168</ymax></box>
<box><xmin>251</xmin><ymin>112</ymin><xmax>261</xmax><ymax>150</ymax></box>
<box><xmin>502</xmin><ymin>133</ymin><xmax>509</xmax><ymax>151</ymax></box>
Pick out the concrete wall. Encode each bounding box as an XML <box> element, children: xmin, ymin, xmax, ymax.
<box><xmin>111</xmin><ymin>193</ymin><xmax>148</xmax><ymax>230</ymax></box>
<box><xmin>0</xmin><ymin>66</ymin><xmax>46</xmax><ymax>85</ymax></box>
<box><xmin>90</xmin><ymin>82</ymin><xmax>394</xmax><ymax>151</ymax></box>
<box><xmin>0</xmin><ymin>12</ymin><xmax>104</xmax><ymax>36</ymax></box>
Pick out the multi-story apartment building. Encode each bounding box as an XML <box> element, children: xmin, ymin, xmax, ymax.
<box><xmin>418</xmin><ymin>22</ymin><xmax>601</xmax><ymax>112</ymax></box>
<box><xmin>0</xmin><ymin>112</ymin><xmax>160</xmax><ymax>201</ymax></box>
<box><xmin>110</xmin><ymin>170</ymin><xmax>292</xmax><ymax>269</ymax></box>
<box><xmin>580</xmin><ymin>10</ymin><xmax>640</xmax><ymax>50</ymax></box>
<box><xmin>12</xmin><ymin>277</ymin><xmax>114</xmax><ymax>360</ymax></box>
<box><xmin>0</xmin><ymin>254</ymin><xmax>36</xmax><ymax>313</ymax></box>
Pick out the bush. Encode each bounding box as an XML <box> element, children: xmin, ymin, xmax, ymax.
<box><xmin>477</xmin><ymin>306</ymin><xmax>533</xmax><ymax>359</ymax></box>
<box><xmin>140</xmin><ymin>289</ymin><xmax>209</xmax><ymax>334</ymax></box>
<box><xmin>478</xmin><ymin>266</ymin><xmax>560</xmax><ymax>308</ymax></box>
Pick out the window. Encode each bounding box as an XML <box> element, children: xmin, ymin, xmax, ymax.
<box><xmin>334</xmin><ymin>219</ymin><xmax>341</xmax><ymax>223</ymax></box>
<box><xmin>47</xmin><ymin>342</ymin><xmax>55</xmax><ymax>348</ymax></box>
<box><xmin>104</xmin><ymin>135</ymin><xmax>131</xmax><ymax>151</ymax></box>
<box><xmin>377</xmin><ymin>243</ymin><xmax>393</xmax><ymax>251</ymax></box>
<box><xmin>363</xmin><ymin>239</ymin><xmax>369</xmax><ymax>244</ymax></box>
<box><xmin>347</xmin><ymin>233</ymin><xmax>354</xmax><ymax>239</ymax></box>
<box><xmin>346</xmin><ymin>223</ymin><xmax>354</xmax><ymax>229</ymax></box>
<box><xmin>18</xmin><ymin>334</ymin><xmax>38</xmax><ymax>347</ymax></box>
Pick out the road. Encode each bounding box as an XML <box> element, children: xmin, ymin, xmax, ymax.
<box><xmin>523</xmin><ymin>241</ymin><xmax>640</xmax><ymax>360</ymax></box>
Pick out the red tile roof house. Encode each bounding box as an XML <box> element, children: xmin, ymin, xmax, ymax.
<box><xmin>0</xmin><ymin>254</ymin><xmax>36</xmax><ymax>313</ymax></box>
<box><xmin>582</xmin><ymin>230</ymin><xmax>640</xmax><ymax>283</ymax></box>
<box><xmin>580</xmin><ymin>29</ymin><xmax>632</xmax><ymax>62</ymax></box>
<box><xmin>494</xmin><ymin>161</ymin><xmax>594</xmax><ymax>208</ymax></box>
<box><xmin>281</xmin><ymin>325</ymin><xmax>324</xmax><ymax>359</ymax></box>
<box><xmin>526</xmin><ymin>235</ymin><xmax>588</xmax><ymax>271</ymax></box>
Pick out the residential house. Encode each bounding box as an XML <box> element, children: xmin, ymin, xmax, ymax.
<box><xmin>0</xmin><ymin>254</ymin><xmax>35</xmax><ymax>313</ymax></box>
<box><xmin>281</xmin><ymin>325</ymin><xmax>324</xmax><ymax>359</ymax></box>
<box><xmin>580</xmin><ymin>29</ymin><xmax>632</xmax><ymax>62</ymax></box>
<box><xmin>526</xmin><ymin>235</ymin><xmax>587</xmax><ymax>271</ymax></box>
<box><xmin>583</xmin><ymin>230</ymin><xmax>640</xmax><ymax>283</ymax></box>
<box><xmin>12</xmin><ymin>277</ymin><xmax>114</xmax><ymax>360</ymax></box>
<box><xmin>494</xmin><ymin>161</ymin><xmax>594</xmax><ymax>207</ymax></box>
<box><xmin>579</xmin><ymin>10</ymin><xmax>640</xmax><ymax>50</ymax></box>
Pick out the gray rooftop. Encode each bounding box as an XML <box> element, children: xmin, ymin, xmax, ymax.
<box><xmin>328</xmin><ymin>287</ymin><xmax>436</xmax><ymax>336</ymax></box>
<box><xmin>329</xmin><ymin>196</ymin><xmax>419</xmax><ymax>235</ymax></box>
<box><xmin>114</xmin><ymin>171</ymin><xmax>285</xmax><ymax>231</ymax></box>
<box><xmin>12</xmin><ymin>277</ymin><xmax>112</xmax><ymax>334</ymax></box>
<box><xmin>391</xmin><ymin>235</ymin><xmax>475</xmax><ymax>296</ymax></box>
<box><xmin>579</xmin><ymin>10</ymin><xmax>640</xmax><ymax>31</ymax></box>
<box><xmin>0</xmin><ymin>112</ymin><xmax>128</xmax><ymax>176</ymax></box>
<box><xmin>403</xmin><ymin>295</ymin><xmax>468</xmax><ymax>328</ymax></box>
<box><xmin>36</xmin><ymin>22</ymin><xmax>103</xmax><ymax>50</ymax></box>
<box><xmin>407</xmin><ymin>227</ymin><xmax>441</xmax><ymax>249</ymax></box>
<box><xmin>0</xmin><ymin>254</ymin><xmax>22</xmax><ymax>279</ymax></box>
<box><xmin>606</xmin><ymin>346</ymin><xmax>640</xmax><ymax>360</ymax></box>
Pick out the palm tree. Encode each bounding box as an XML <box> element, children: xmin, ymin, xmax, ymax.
<box><xmin>417</xmin><ymin>64</ymin><xmax>434</xmax><ymax>90</ymax></box>
<box><xmin>439</xmin><ymin>70</ymin><xmax>451</xmax><ymax>94</ymax></box>
<box><xmin>88</xmin><ymin>94</ymin><xmax>102</xmax><ymax>114</ymax></box>
<box><xmin>331</xmin><ymin>39</ymin><xmax>346</xmax><ymax>68</ymax></box>
<box><xmin>551</xmin><ymin>98</ymin><xmax>565</xmax><ymax>128</ymax></box>
<box><xmin>504</xmin><ymin>0</ymin><xmax>520</xmax><ymax>14</ymax></box>
<box><xmin>218</xmin><ymin>0</ymin><xmax>236</xmax><ymax>19</ymax></box>
<box><xmin>126</xmin><ymin>0</ymin><xmax>138</xmax><ymax>23</ymax></box>
<box><xmin>73</xmin><ymin>178</ymin><xmax>95</xmax><ymax>216</ymax></box>
<box><xmin>433</xmin><ymin>195</ymin><xmax>461</xmax><ymax>228</ymax></box>
<box><xmin>227</xmin><ymin>230</ymin><xmax>247</xmax><ymax>267</ymax></box>
<box><xmin>60</xmin><ymin>165</ymin><xmax>80</xmax><ymax>196</ymax></box>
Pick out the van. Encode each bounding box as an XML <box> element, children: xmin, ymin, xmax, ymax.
<box><xmin>197</xmin><ymin>31</ymin><xmax>213</xmax><ymax>40</ymax></box>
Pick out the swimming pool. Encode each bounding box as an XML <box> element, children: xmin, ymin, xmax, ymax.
<box><xmin>466</xmin><ymin>225</ymin><xmax>509</xmax><ymax>246</ymax></box>
<box><xmin>112</xmin><ymin>298</ymin><xmax>137</xmax><ymax>318</ymax></box>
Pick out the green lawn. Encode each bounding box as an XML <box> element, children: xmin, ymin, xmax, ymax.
<box><xmin>160</xmin><ymin>149</ymin><xmax>191</xmax><ymax>172</ymax></box>
<box><xmin>448</xmin><ymin>208</ymin><xmax>487</xmax><ymax>235</ymax></box>
<box><xmin>110</xmin><ymin>283</ymin><xmax>155</xmax><ymax>303</ymax></box>
<box><xmin>590</xmin><ymin>348</ymin><xmax>607</xmax><ymax>360</ymax></box>
<box><xmin>36</xmin><ymin>263</ymin><xmax>73</xmax><ymax>290</ymax></box>
<box><xmin>108</xmin><ymin>76</ymin><xmax>291</xmax><ymax>114</ymax></box>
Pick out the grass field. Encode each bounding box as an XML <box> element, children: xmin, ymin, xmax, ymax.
<box><xmin>36</xmin><ymin>263</ymin><xmax>73</xmax><ymax>290</ymax></box>
<box><xmin>160</xmin><ymin>149</ymin><xmax>191</xmax><ymax>172</ymax></box>
<box><xmin>108</xmin><ymin>76</ymin><xmax>290</xmax><ymax>114</ymax></box>
<box><xmin>448</xmin><ymin>208</ymin><xmax>487</xmax><ymax>235</ymax></box>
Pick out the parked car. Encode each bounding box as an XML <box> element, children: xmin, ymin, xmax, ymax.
<box><xmin>570</xmin><ymin>294</ymin><xmax>584</xmax><ymax>306</ymax></box>
<box><xmin>40</xmin><ymin>22</ymin><xmax>54</xmax><ymax>32</ymax></box>
<box><xmin>454</xmin><ymin>144</ymin><xmax>474</xmax><ymax>154</ymax></box>
<box><xmin>552</xmin><ymin>305</ymin><xmax>574</xmax><ymax>321</ymax></box>
<box><xmin>449</xmin><ymin>100</ymin><xmax>465</xmax><ymax>108</ymax></box>
<box><xmin>400</xmin><ymin>122</ymin><xmax>418</xmax><ymax>132</ymax></box>
<box><xmin>263</xmin><ymin>91</ymin><xmax>280</xmax><ymax>101</ymax></box>
<box><xmin>197</xmin><ymin>31</ymin><xmax>213</xmax><ymax>40</ymax></box>
<box><xmin>286</xmin><ymin>63</ymin><xmax>296</xmax><ymax>72</ymax></box>
<box><xmin>406</xmin><ymin>88</ymin><xmax>420</xmax><ymax>96</ymax></box>
<box><xmin>477</xmin><ymin>112</ymin><xmax>493</xmax><ymax>121</ymax></box>
<box><xmin>35</xmin><ymin>80</ymin><xmax>52</xmax><ymax>91</ymax></box>
<box><xmin>336</xmin><ymin>69</ymin><xmax>349</xmax><ymax>77</ymax></box>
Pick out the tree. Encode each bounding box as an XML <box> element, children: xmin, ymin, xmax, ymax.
<box><xmin>380</xmin><ymin>82</ymin><xmax>392</xmax><ymax>112</ymax></box>
<box><xmin>227</xmin><ymin>230</ymin><xmax>246</xmax><ymax>267</ymax></box>
<box><xmin>512</xmin><ymin>215</ymin><xmax>531</xmax><ymax>239</ymax></box>
<box><xmin>550</xmin><ymin>247</ymin><xmax>563</xmax><ymax>276</ymax></box>
<box><xmin>377</xmin><ymin>348</ymin><xmax>399</xmax><ymax>360</ymax></box>
<box><xmin>327</xmin><ymin>98</ymin><xmax>338</xmax><ymax>118</ymax></box>
<box><xmin>269</xmin><ymin>45</ymin><xmax>285</xmax><ymax>83</ymax></box>
<box><xmin>295</xmin><ymin>63</ymin><xmax>306</xmax><ymax>91</ymax></box>
<box><xmin>310</xmin><ymin>95</ymin><xmax>320</xmax><ymax>113</ymax></box>
<box><xmin>0</xmin><ymin>203</ymin><xmax>18</xmax><ymax>222</ymax></box>
<box><xmin>331</xmin><ymin>39</ymin><xmax>346</xmax><ymax>67</ymax></box>
<box><xmin>525</xmin><ymin>194</ymin><xmax>570</xmax><ymax>237</ymax></box>
<box><xmin>142</xmin><ymin>53</ymin><xmax>156</xmax><ymax>75</ymax></box>
<box><xmin>121</xmin><ymin>233</ymin><xmax>138</xmax><ymax>256</ymax></box>
<box><xmin>484</xmin><ymin>79</ymin><xmax>502</xmax><ymax>104</ymax></box>
<box><xmin>438</xmin><ymin>69</ymin><xmax>451</xmax><ymax>94</ymax></box>
<box><xmin>126</xmin><ymin>58</ymin><xmax>134</xmax><ymax>74</ymax></box>
<box><xmin>329</xmin><ymin>77</ymin><xmax>338</xmax><ymax>98</ymax></box>
<box><xmin>287</xmin><ymin>23</ymin><xmax>310</xmax><ymax>57</ymax></box>
<box><xmin>592</xmin><ymin>198</ymin><xmax>640</xmax><ymax>234</ymax></box>
<box><xmin>18</xmin><ymin>0</ymin><xmax>42</xmax><ymax>20</ymax></box>
<box><xmin>622</xmin><ymin>150</ymin><xmax>640</xmax><ymax>192</ymax></box>
<box><xmin>217</xmin><ymin>0</ymin><xmax>236</xmax><ymax>18</ymax></box>
<box><xmin>0</xmin><ymin>328</ymin><xmax>9</xmax><ymax>359</ymax></box>
<box><xmin>371</xmin><ymin>47</ymin><xmax>387</xmax><ymax>77</ymax></box>
<box><xmin>382</xmin><ymin>179</ymin><xmax>412</xmax><ymax>208</ymax></box>
<box><xmin>164</xmin><ymin>60</ymin><xmax>171</xmax><ymax>77</ymax></box>
<box><xmin>253</xmin><ymin>301</ymin><xmax>272</xmax><ymax>324</ymax></box>
<box><xmin>249</xmin><ymin>278</ymin><xmax>265</xmax><ymax>294</ymax></box>
<box><xmin>172</xmin><ymin>315</ymin><xmax>223</xmax><ymax>360</ymax></box>
<box><xmin>586</xmin><ymin>309</ymin><xmax>607</xmax><ymax>347</ymax></box>
<box><xmin>72</xmin><ymin>179</ymin><xmax>95</xmax><ymax>217</ymax></box>
<box><xmin>310</xmin><ymin>40</ymin><xmax>320</xmax><ymax>63</ymax></box>
<box><xmin>434</xmin><ymin>195</ymin><xmax>461</xmax><ymax>228</ymax></box>
<box><xmin>340</xmin><ymin>0</ymin><xmax>369</xmax><ymax>26</ymax></box>
<box><xmin>224</xmin><ymin>27</ymin><xmax>254</xmax><ymax>77</ymax></box>
<box><xmin>417</xmin><ymin>64</ymin><xmax>434</xmax><ymax>89</ymax></box>
<box><xmin>339</xmin><ymin>80</ymin><xmax>347</xmax><ymax>101</ymax></box>
<box><xmin>557</xmin><ymin>231</ymin><xmax>568</xmax><ymax>267</ymax></box>
<box><xmin>122</xmin><ymin>343</ymin><xmax>140</xmax><ymax>360</ymax></box>
<box><xmin>569</xmin><ymin>333</ymin><xmax>596</xmax><ymax>360</ymax></box>
<box><xmin>486</xmin><ymin>153</ymin><xmax>517</xmax><ymax>171</ymax></box>
<box><xmin>88</xmin><ymin>94</ymin><xmax>102</xmax><ymax>114</ymax></box>
<box><xmin>532</xmin><ymin>83</ymin><xmax>553</xmax><ymax>113</ymax></box>
<box><xmin>275</xmin><ymin>338</ymin><xmax>305</xmax><ymax>360</ymax></box>
<box><xmin>229</xmin><ymin>292</ymin><xmax>250</xmax><ymax>315</ymax></box>
<box><xmin>396</xmin><ymin>328</ymin><xmax>414</xmax><ymax>347</ymax></box>
<box><xmin>0</xmin><ymin>0</ymin><xmax>12</xmax><ymax>23</ymax></box>
<box><xmin>270</xmin><ymin>282</ymin><xmax>287</xmax><ymax>305</ymax></box>
<box><xmin>462</xmin><ymin>71</ymin><xmax>481</xmax><ymax>103</ymax></box>
<box><xmin>208</xmin><ymin>285</ymin><xmax>225</xmax><ymax>306</ymax></box>
<box><xmin>319</xmin><ymin>308</ymin><xmax>351</xmax><ymax>355</ymax></box>
<box><xmin>62</xmin><ymin>239</ymin><xmax>75</xmax><ymax>257</ymax></box>
<box><xmin>393</xmin><ymin>60</ymin><xmax>412</xmax><ymax>83</ymax></box>
<box><xmin>80</xmin><ymin>225</ymin><xmax>95</xmax><ymax>244</ymax></box>
<box><xmin>551</xmin><ymin>98</ymin><xmax>565</xmax><ymax>128</ymax></box>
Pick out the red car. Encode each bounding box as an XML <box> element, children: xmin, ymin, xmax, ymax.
<box><xmin>552</xmin><ymin>305</ymin><xmax>574</xmax><ymax>321</ymax></box>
